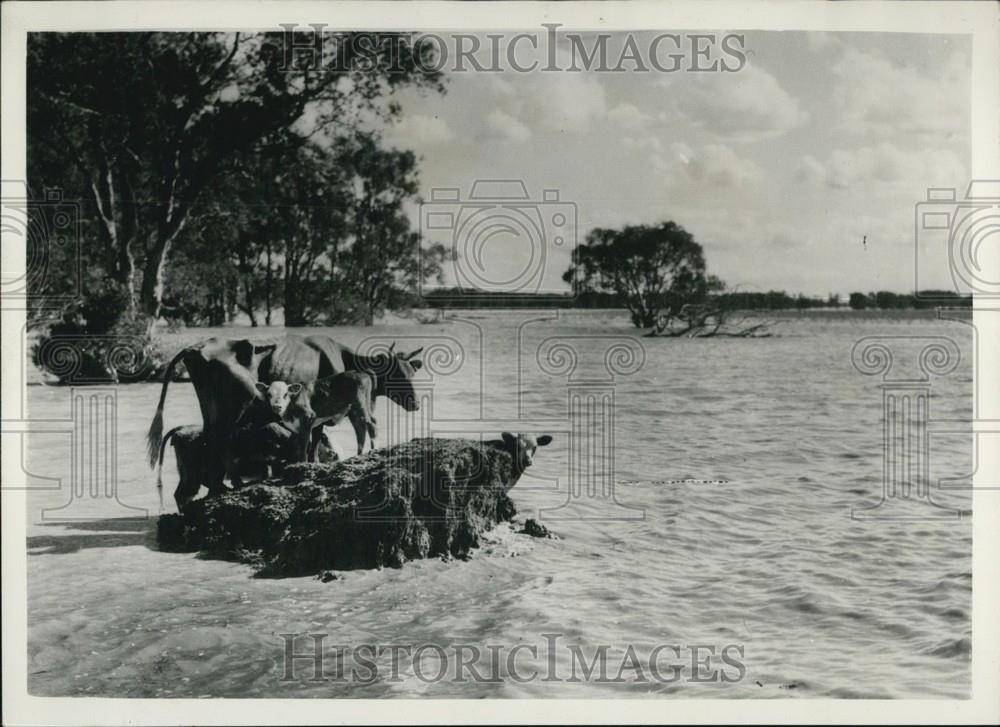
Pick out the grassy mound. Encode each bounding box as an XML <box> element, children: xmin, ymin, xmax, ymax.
<box><xmin>156</xmin><ymin>437</ymin><xmax>519</xmax><ymax>575</ymax></box>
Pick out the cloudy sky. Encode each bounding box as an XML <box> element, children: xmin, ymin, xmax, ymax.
<box><xmin>381</xmin><ymin>30</ymin><xmax>971</xmax><ymax>297</ymax></box>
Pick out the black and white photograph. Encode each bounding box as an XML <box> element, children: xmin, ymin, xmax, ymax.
<box><xmin>2</xmin><ymin>1</ymin><xmax>999</xmax><ymax>723</ymax></box>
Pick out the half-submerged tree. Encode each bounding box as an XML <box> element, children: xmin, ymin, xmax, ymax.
<box><xmin>564</xmin><ymin>221</ymin><xmax>714</xmax><ymax>329</ymax></box>
<box><xmin>564</xmin><ymin>221</ymin><xmax>772</xmax><ymax>337</ymax></box>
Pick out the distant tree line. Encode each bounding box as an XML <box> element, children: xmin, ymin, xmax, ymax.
<box><xmin>421</xmin><ymin>288</ymin><xmax>839</xmax><ymax>310</ymax></box>
<box><xmin>848</xmin><ymin>291</ymin><xmax>972</xmax><ymax>310</ymax></box>
<box><xmin>423</xmin><ymin>286</ymin><xmax>972</xmax><ymax>315</ymax></box>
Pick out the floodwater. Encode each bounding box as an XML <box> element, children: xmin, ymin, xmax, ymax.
<box><xmin>23</xmin><ymin>310</ymin><xmax>973</xmax><ymax>698</ymax></box>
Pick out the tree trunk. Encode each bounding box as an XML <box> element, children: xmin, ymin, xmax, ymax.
<box><xmin>139</xmin><ymin>223</ymin><xmax>186</xmax><ymax>325</ymax></box>
<box><xmin>264</xmin><ymin>240</ymin><xmax>273</xmax><ymax>326</ymax></box>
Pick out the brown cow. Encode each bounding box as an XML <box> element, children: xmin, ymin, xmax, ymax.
<box><xmin>156</xmin><ymin>425</ymin><xmax>208</xmax><ymax>512</ymax></box>
<box><xmin>304</xmin><ymin>371</ymin><xmax>378</xmax><ymax>459</ymax></box>
<box><xmin>259</xmin><ymin>335</ymin><xmax>422</xmax><ymax>451</ymax></box>
<box><xmin>146</xmin><ymin>337</ymin><xmax>277</xmax><ymax>494</ymax></box>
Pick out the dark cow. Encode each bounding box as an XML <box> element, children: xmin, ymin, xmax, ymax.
<box><xmin>146</xmin><ymin>337</ymin><xmax>277</xmax><ymax>494</ymax></box>
<box><xmin>156</xmin><ymin>424</ymin><xmax>207</xmax><ymax>511</ymax></box>
<box><xmin>486</xmin><ymin>432</ymin><xmax>554</xmax><ymax>486</ymax></box>
<box><xmin>304</xmin><ymin>371</ymin><xmax>378</xmax><ymax>458</ymax></box>
<box><xmin>147</xmin><ymin>335</ymin><xmax>422</xmax><ymax>490</ymax></box>
<box><xmin>259</xmin><ymin>334</ymin><xmax>423</xmax><ymax>411</ymax></box>
<box><xmin>258</xmin><ymin>334</ymin><xmax>423</xmax><ymax>456</ymax></box>
<box><xmin>157</xmin><ymin>422</ymin><xmax>336</xmax><ymax>512</ymax></box>
<box><xmin>232</xmin><ymin>383</ymin><xmax>316</xmax><ymax>484</ymax></box>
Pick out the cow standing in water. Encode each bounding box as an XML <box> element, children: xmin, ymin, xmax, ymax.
<box><xmin>303</xmin><ymin>371</ymin><xmax>378</xmax><ymax>458</ymax></box>
<box><xmin>146</xmin><ymin>338</ymin><xmax>277</xmax><ymax>497</ymax></box>
<box><xmin>147</xmin><ymin>335</ymin><xmax>424</xmax><ymax>492</ymax></box>
<box><xmin>231</xmin><ymin>381</ymin><xmax>315</xmax><ymax>484</ymax></box>
<box><xmin>156</xmin><ymin>424</ymin><xmax>207</xmax><ymax>511</ymax></box>
<box><xmin>257</xmin><ymin>335</ymin><xmax>423</xmax><ymax>459</ymax></box>
<box><xmin>155</xmin><ymin>380</ymin><xmax>313</xmax><ymax>509</ymax></box>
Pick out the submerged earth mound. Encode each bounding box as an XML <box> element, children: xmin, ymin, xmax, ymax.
<box><xmin>157</xmin><ymin>437</ymin><xmax>522</xmax><ymax>576</ymax></box>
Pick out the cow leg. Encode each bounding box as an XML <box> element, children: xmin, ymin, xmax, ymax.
<box><xmin>307</xmin><ymin>426</ymin><xmax>326</xmax><ymax>462</ymax></box>
<box><xmin>222</xmin><ymin>432</ymin><xmax>245</xmax><ymax>491</ymax></box>
<box><xmin>173</xmin><ymin>453</ymin><xmax>200</xmax><ymax>512</ymax></box>
<box><xmin>174</xmin><ymin>473</ymin><xmax>200</xmax><ymax>512</ymax></box>
<box><xmin>348</xmin><ymin>410</ymin><xmax>367</xmax><ymax>456</ymax></box>
<box><xmin>203</xmin><ymin>430</ymin><xmax>229</xmax><ymax>496</ymax></box>
<box><xmin>314</xmin><ymin>431</ymin><xmax>338</xmax><ymax>464</ymax></box>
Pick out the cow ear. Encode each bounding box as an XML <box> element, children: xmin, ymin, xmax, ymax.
<box><xmin>537</xmin><ymin>435</ymin><xmax>553</xmax><ymax>447</ymax></box>
<box><xmin>287</xmin><ymin>383</ymin><xmax>303</xmax><ymax>398</ymax></box>
<box><xmin>409</xmin><ymin>359</ymin><xmax>423</xmax><ymax>371</ymax></box>
<box><xmin>255</xmin><ymin>382</ymin><xmax>268</xmax><ymax>394</ymax></box>
<box><xmin>501</xmin><ymin>432</ymin><xmax>517</xmax><ymax>448</ymax></box>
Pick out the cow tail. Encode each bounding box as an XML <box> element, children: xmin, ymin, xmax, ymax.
<box><xmin>156</xmin><ymin>425</ymin><xmax>183</xmax><ymax>510</ymax></box>
<box><xmin>146</xmin><ymin>348</ymin><xmax>187</xmax><ymax>469</ymax></box>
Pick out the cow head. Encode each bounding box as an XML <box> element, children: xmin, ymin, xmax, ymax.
<box><xmin>501</xmin><ymin>432</ymin><xmax>553</xmax><ymax>474</ymax></box>
<box><xmin>255</xmin><ymin>381</ymin><xmax>304</xmax><ymax>418</ymax></box>
<box><xmin>373</xmin><ymin>344</ymin><xmax>424</xmax><ymax>412</ymax></box>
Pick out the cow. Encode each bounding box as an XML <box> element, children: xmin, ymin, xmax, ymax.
<box><xmin>259</xmin><ymin>335</ymin><xmax>424</xmax><ymax>411</ymax></box>
<box><xmin>304</xmin><ymin>371</ymin><xmax>378</xmax><ymax>459</ymax></box>
<box><xmin>146</xmin><ymin>335</ymin><xmax>423</xmax><ymax>490</ymax></box>
<box><xmin>232</xmin><ymin>382</ymin><xmax>316</xmax><ymax>485</ymax></box>
<box><xmin>156</xmin><ymin>424</ymin><xmax>207</xmax><ymax>512</ymax></box>
<box><xmin>146</xmin><ymin>337</ymin><xmax>277</xmax><ymax>495</ymax></box>
<box><xmin>156</xmin><ymin>422</ymin><xmax>337</xmax><ymax>512</ymax></box>
<box><xmin>258</xmin><ymin>335</ymin><xmax>423</xmax><ymax>447</ymax></box>
<box><xmin>486</xmin><ymin>432</ymin><xmax>554</xmax><ymax>486</ymax></box>
<box><xmin>254</xmin><ymin>380</ymin><xmax>304</xmax><ymax>419</ymax></box>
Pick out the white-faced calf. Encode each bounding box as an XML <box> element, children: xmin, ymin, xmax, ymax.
<box><xmin>255</xmin><ymin>381</ymin><xmax>304</xmax><ymax>418</ymax></box>
<box><xmin>232</xmin><ymin>382</ymin><xmax>315</xmax><ymax>484</ymax></box>
<box><xmin>488</xmin><ymin>432</ymin><xmax>554</xmax><ymax>485</ymax></box>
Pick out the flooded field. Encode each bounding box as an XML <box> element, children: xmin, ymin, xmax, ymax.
<box><xmin>22</xmin><ymin>311</ymin><xmax>973</xmax><ymax>697</ymax></box>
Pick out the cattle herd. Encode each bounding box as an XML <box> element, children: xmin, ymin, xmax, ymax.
<box><xmin>147</xmin><ymin>333</ymin><xmax>552</xmax><ymax>512</ymax></box>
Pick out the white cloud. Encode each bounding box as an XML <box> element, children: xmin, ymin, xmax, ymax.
<box><xmin>486</xmin><ymin>109</ymin><xmax>532</xmax><ymax>143</ymax></box>
<box><xmin>797</xmin><ymin>143</ymin><xmax>966</xmax><ymax>191</ymax></box>
<box><xmin>653</xmin><ymin>141</ymin><xmax>761</xmax><ymax>188</ymax></box>
<box><xmin>388</xmin><ymin>114</ymin><xmax>455</xmax><ymax>145</ymax></box>
<box><xmin>657</xmin><ymin>64</ymin><xmax>809</xmax><ymax>141</ymax></box>
<box><xmin>796</xmin><ymin>155</ymin><xmax>828</xmax><ymax>186</ymax></box>
<box><xmin>607</xmin><ymin>103</ymin><xmax>653</xmax><ymax>131</ymax></box>
<box><xmin>481</xmin><ymin>50</ymin><xmax>610</xmax><ymax>141</ymax></box>
<box><xmin>831</xmin><ymin>48</ymin><xmax>969</xmax><ymax>142</ymax></box>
